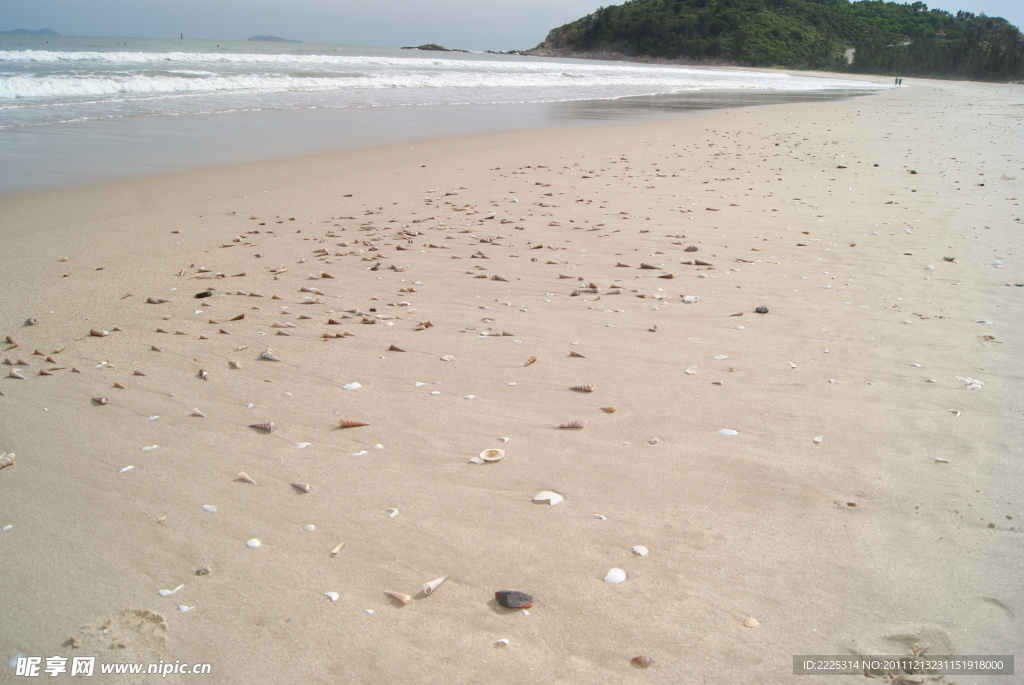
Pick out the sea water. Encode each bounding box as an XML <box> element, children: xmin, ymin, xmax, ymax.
<box><xmin>0</xmin><ymin>35</ymin><xmax>881</xmax><ymax>194</ymax></box>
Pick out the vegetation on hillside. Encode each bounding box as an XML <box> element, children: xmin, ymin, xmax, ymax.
<box><xmin>529</xmin><ymin>0</ymin><xmax>1023</xmax><ymax>81</ymax></box>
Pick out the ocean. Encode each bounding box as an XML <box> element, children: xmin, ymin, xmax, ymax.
<box><xmin>0</xmin><ymin>35</ymin><xmax>882</xmax><ymax>195</ymax></box>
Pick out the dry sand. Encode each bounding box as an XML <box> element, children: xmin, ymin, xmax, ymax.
<box><xmin>1</xmin><ymin>75</ymin><xmax>1022</xmax><ymax>684</ymax></box>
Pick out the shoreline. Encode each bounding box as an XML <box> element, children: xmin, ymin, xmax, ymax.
<box><xmin>1</xmin><ymin>76</ymin><xmax>1021</xmax><ymax>683</ymax></box>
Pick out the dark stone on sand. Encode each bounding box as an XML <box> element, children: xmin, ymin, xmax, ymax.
<box><xmin>754</xmin><ymin>306</ymin><xmax>769</xmax><ymax>314</ymax></box>
<box><xmin>495</xmin><ymin>591</ymin><xmax>533</xmax><ymax>609</ymax></box>
<box><xmin>194</xmin><ymin>290</ymin><xmax>213</xmax><ymax>298</ymax></box>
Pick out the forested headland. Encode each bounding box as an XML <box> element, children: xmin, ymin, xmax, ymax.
<box><xmin>526</xmin><ymin>0</ymin><xmax>1023</xmax><ymax>81</ymax></box>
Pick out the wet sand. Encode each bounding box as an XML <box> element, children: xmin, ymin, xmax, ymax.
<box><xmin>1</xmin><ymin>74</ymin><xmax>1021</xmax><ymax>684</ymax></box>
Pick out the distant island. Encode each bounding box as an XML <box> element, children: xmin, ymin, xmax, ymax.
<box><xmin>247</xmin><ymin>35</ymin><xmax>301</xmax><ymax>43</ymax></box>
<box><xmin>526</xmin><ymin>0</ymin><xmax>1023</xmax><ymax>82</ymax></box>
<box><xmin>0</xmin><ymin>28</ymin><xmax>60</xmax><ymax>35</ymax></box>
<box><xmin>401</xmin><ymin>44</ymin><xmax>470</xmax><ymax>53</ymax></box>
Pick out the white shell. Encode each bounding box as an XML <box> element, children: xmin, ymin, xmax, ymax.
<box><xmin>718</xmin><ymin>429</ymin><xmax>739</xmax><ymax>436</ymax></box>
<box><xmin>632</xmin><ymin>545</ymin><xmax>649</xmax><ymax>557</ymax></box>
<box><xmin>685</xmin><ymin>366</ymin><xmax>698</xmax><ymax>375</ymax></box>
<box><xmin>422</xmin><ymin>576</ymin><xmax>448</xmax><ymax>595</ymax></box>
<box><xmin>713</xmin><ymin>355</ymin><xmax>728</xmax><ymax>360</ymax></box>
<box><xmin>118</xmin><ymin>465</ymin><xmax>134</xmax><ymax>473</ymax></box>
<box><xmin>813</xmin><ymin>435</ymin><xmax>824</xmax><ymax>444</ymax></box>
<box><xmin>386</xmin><ymin>508</ymin><xmax>399</xmax><ymax>518</ymax></box>
<box><xmin>682</xmin><ymin>295</ymin><xmax>700</xmax><ymax>304</ymax></box>
<box><xmin>324</xmin><ymin>592</ymin><xmax>340</xmax><ymax>602</ymax></box>
<box><xmin>604</xmin><ymin>568</ymin><xmax>627</xmax><ymax>583</ymax></box>
<box><xmin>468</xmin><ymin>457</ymin><xmax>485</xmax><ymax>464</ymax></box>
<box><xmin>479</xmin><ymin>448</ymin><xmax>505</xmax><ymax>462</ymax></box>
<box><xmin>342</xmin><ymin>382</ymin><xmax>362</xmax><ymax>391</ymax></box>
<box><xmin>177</xmin><ymin>606</ymin><xmax>194</xmax><ymax>613</ymax></box>
<box><xmin>246</xmin><ymin>538</ymin><xmax>262</xmax><ymax>548</ymax></box>
<box><xmin>158</xmin><ymin>584</ymin><xmax>184</xmax><ymax>597</ymax></box>
<box><xmin>1</xmin><ymin>524</ymin><xmax>12</xmax><ymax>532</ymax></box>
<box><xmin>303</xmin><ymin>524</ymin><xmax>316</xmax><ymax>532</ymax></box>
<box><xmin>533</xmin><ymin>491</ymin><xmax>563</xmax><ymax>506</ymax></box>
<box><xmin>494</xmin><ymin>639</ymin><xmax>509</xmax><ymax>647</ymax></box>
<box><xmin>201</xmin><ymin>505</ymin><xmax>217</xmax><ymax>513</ymax></box>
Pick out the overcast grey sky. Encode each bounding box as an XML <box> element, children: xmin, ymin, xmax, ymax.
<box><xmin>2</xmin><ymin>0</ymin><xmax>1021</xmax><ymax>51</ymax></box>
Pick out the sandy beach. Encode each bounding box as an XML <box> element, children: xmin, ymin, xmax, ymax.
<box><xmin>1</xmin><ymin>74</ymin><xmax>1021</xmax><ymax>684</ymax></box>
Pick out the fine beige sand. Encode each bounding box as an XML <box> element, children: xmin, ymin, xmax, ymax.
<box><xmin>1</xmin><ymin>75</ymin><xmax>1021</xmax><ymax>684</ymax></box>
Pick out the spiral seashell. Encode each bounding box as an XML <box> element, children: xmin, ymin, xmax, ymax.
<box><xmin>631</xmin><ymin>656</ymin><xmax>653</xmax><ymax>669</ymax></box>
<box><xmin>92</xmin><ymin>396</ymin><xmax>109</xmax><ymax>405</ymax></box>
<box><xmin>112</xmin><ymin>381</ymin><xmax>126</xmax><ymax>389</ymax></box>
<box><xmin>568</xmin><ymin>350</ymin><xmax>587</xmax><ymax>358</ymax></box>
<box><xmin>600</xmin><ymin>406</ymin><xmax>617</xmax><ymax>413</ymax></box>
<box><xmin>384</xmin><ymin>591</ymin><xmax>412</xmax><ymax>606</ymax></box>
<box><xmin>338</xmin><ymin>419</ymin><xmax>370</xmax><ymax>429</ymax></box>
<box><xmin>524</xmin><ymin>355</ymin><xmax>538</xmax><ymax>367</ymax></box>
<box><xmin>236</xmin><ymin>472</ymin><xmax>257</xmax><ymax>484</ymax></box>
<box><xmin>387</xmin><ymin>344</ymin><xmax>406</xmax><ymax>352</ymax></box>
<box><xmin>249</xmin><ymin>421</ymin><xmax>275</xmax><ymax>433</ymax></box>
<box><xmin>570</xmin><ymin>384</ymin><xmax>596</xmax><ymax>393</ymax></box>
<box><xmin>229</xmin><ymin>360</ymin><xmax>242</xmax><ymax>369</ymax></box>
<box><xmin>290</xmin><ymin>482</ymin><xmax>312</xmax><ymax>493</ymax></box>
<box><xmin>230</xmin><ymin>313</ymin><xmax>245</xmax><ymax>321</ymax></box>
<box><xmin>191</xmin><ymin>408</ymin><xmax>207</xmax><ymax>417</ymax></box>
<box><xmin>9</xmin><ymin>369</ymin><xmax>25</xmax><ymax>380</ymax></box>
<box><xmin>0</xmin><ymin>453</ymin><xmax>14</xmax><ymax>470</ymax></box>
<box><xmin>259</xmin><ymin>349</ymin><xmax>281</xmax><ymax>362</ymax></box>
<box><xmin>558</xmin><ymin>419</ymin><xmax>587</xmax><ymax>429</ymax></box>
<box><xmin>198</xmin><ymin>369</ymin><xmax>208</xmax><ymax>380</ymax></box>
<box><xmin>422</xmin><ymin>576</ymin><xmax>448</xmax><ymax>595</ymax></box>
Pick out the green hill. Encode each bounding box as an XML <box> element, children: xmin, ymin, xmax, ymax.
<box><xmin>527</xmin><ymin>0</ymin><xmax>1023</xmax><ymax>81</ymax></box>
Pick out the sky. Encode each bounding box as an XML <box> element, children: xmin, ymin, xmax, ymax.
<box><xmin>2</xmin><ymin>0</ymin><xmax>1021</xmax><ymax>52</ymax></box>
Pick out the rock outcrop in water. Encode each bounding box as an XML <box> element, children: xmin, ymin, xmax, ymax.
<box><xmin>247</xmin><ymin>35</ymin><xmax>302</xmax><ymax>43</ymax></box>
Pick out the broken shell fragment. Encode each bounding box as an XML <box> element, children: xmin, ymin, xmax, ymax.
<box><xmin>384</xmin><ymin>591</ymin><xmax>412</xmax><ymax>606</ymax></box>
<box><xmin>604</xmin><ymin>568</ymin><xmax>627</xmax><ymax>583</ymax></box>
<box><xmin>478</xmin><ymin>448</ymin><xmax>505</xmax><ymax>462</ymax></box>
<box><xmin>632</xmin><ymin>545</ymin><xmax>649</xmax><ymax>557</ymax></box>
<box><xmin>324</xmin><ymin>592</ymin><xmax>340</xmax><ymax>602</ymax></box>
<box><xmin>495</xmin><ymin>591</ymin><xmax>533</xmax><ymax>609</ymax></box>
<box><xmin>533</xmin><ymin>491</ymin><xmax>563</xmax><ymax>506</ymax></box>
<box><xmin>632</xmin><ymin>656</ymin><xmax>654</xmax><ymax>669</ymax></box>
<box><xmin>422</xmin><ymin>576</ymin><xmax>448</xmax><ymax>595</ymax></box>
<box><xmin>558</xmin><ymin>419</ymin><xmax>586</xmax><ymax>429</ymax></box>
<box><xmin>249</xmin><ymin>421</ymin><xmax>275</xmax><ymax>433</ymax></box>
<box><xmin>330</xmin><ymin>542</ymin><xmax>346</xmax><ymax>557</ymax></box>
<box><xmin>0</xmin><ymin>454</ymin><xmax>14</xmax><ymax>470</ymax></box>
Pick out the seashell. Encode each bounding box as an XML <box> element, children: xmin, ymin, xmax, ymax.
<box><xmin>271</xmin><ymin>321</ymin><xmax>297</xmax><ymax>328</ymax></box>
<box><xmin>191</xmin><ymin>408</ymin><xmax>207</xmax><ymax>418</ymax></box>
<box><xmin>338</xmin><ymin>419</ymin><xmax>370</xmax><ymax>429</ymax></box>
<box><xmin>524</xmin><ymin>355</ymin><xmax>538</xmax><ymax>366</ymax></box>
<box><xmin>259</xmin><ymin>349</ymin><xmax>281</xmax><ymax>361</ymax></box>
<box><xmin>600</xmin><ymin>406</ymin><xmax>617</xmax><ymax>413</ymax></box>
<box><xmin>718</xmin><ymin>429</ymin><xmax>739</xmax><ymax>436</ymax></box>
<box><xmin>245</xmin><ymin>538</ymin><xmax>261</xmax><ymax>549</ymax></box>
<box><xmin>250</xmin><ymin>421</ymin><xmax>275</xmax><ymax>433</ymax></box>
<box><xmin>9</xmin><ymin>369</ymin><xmax>25</xmax><ymax>380</ymax></box>
<box><xmin>478</xmin><ymin>448</ymin><xmax>505</xmax><ymax>462</ymax></box>
<box><xmin>236</xmin><ymin>472</ymin><xmax>256</xmax><ymax>484</ymax></box>
<box><xmin>604</xmin><ymin>568</ymin><xmax>627</xmax><ymax>583</ymax></box>
<box><xmin>387</xmin><ymin>344</ymin><xmax>406</xmax><ymax>352</ymax></box>
<box><xmin>303</xmin><ymin>524</ymin><xmax>315</xmax><ymax>532</ymax></box>
<box><xmin>25</xmin><ymin>318</ymin><xmax>38</xmax><ymax>326</ymax></box>
<box><xmin>384</xmin><ymin>591</ymin><xmax>412</xmax><ymax>606</ymax></box>
<box><xmin>324</xmin><ymin>592</ymin><xmax>340</xmax><ymax>602</ymax></box>
<box><xmin>118</xmin><ymin>465</ymin><xmax>134</xmax><ymax>473</ymax></box>
<box><xmin>681</xmin><ymin>295</ymin><xmax>700</xmax><ymax>304</ymax></box>
<box><xmin>568</xmin><ymin>350</ymin><xmax>586</xmax><ymax>358</ymax></box>
<box><xmin>570</xmin><ymin>384</ymin><xmax>595</xmax><ymax>393</ymax></box>
<box><xmin>533</xmin><ymin>491</ymin><xmax>563</xmax><ymax>506</ymax></box>
<box><xmin>632</xmin><ymin>545</ymin><xmax>649</xmax><ymax>557</ymax></box>
<box><xmin>112</xmin><ymin>381</ymin><xmax>126</xmax><ymax>389</ymax></box>
<box><xmin>201</xmin><ymin>505</ymin><xmax>217</xmax><ymax>513</ymax></box>
<box><xmin>229</xmin><ymin>360</ymin><xmax>242</xmax><ymax>369</ymax></box>
<box><xmin>685</xmin><ymin>366</ymin><xmax>698</xmax><ymax>375</ymax></box>
<box><xmin>813</xmin><ymin>435</ymin><xmax>824</xmax><ymax>444</ymax></box>
<box><xmin>158</xmin><ymin>584</ymin><xmax>184</xmax><ymax>597</ymax></box>
<box><xmin>330</xmin><ymin>542</ymin><xmax>346</xmax><ymax>557</ymax></box>
<box><xmin>494</xmin><ymin>639</ymin><xmax>510</xmax><ymax>647</ymax></box>
<box><xmin>422</xmin><ymin>576</ymin><xmax>448</xmax><ymax>595</ymax></box>
<box><xmin>558</xmin><ymin>419</ymin><xmax>586</xmax><ymax>429</ymax></box>
<box><xmin>342</xmin><ymin>382</ymin><xmax>361</xmax><ymax>391</ymax></box>
<box><xmin>198</xmin><ymin>369</ymin><xmax>208</xmax><ymax>380</ymax></box>
<box><xmin>495</xmin><ymin>591</ymin><xmax>533</xmax><ymax>609</ymax></box>
<box><xmin>743</xmin><ymin>617</ymin><xmax>760</xmax><ymax>628</ymax></box>
<box><xmin>0</xmin><ymin>453</ymin><xmax>14</xmax><ymax>470</ymax></box>
<box><xmin>89</xmin><ymin>329</ymin><xmax>109</xmax><ymax>337</ymax></box>
<box><xmin>92</xmin><ymin>396</ymin><xmax>109</xmax><ymax>405</ymax></box>
<box><xmin>146</xmin><ymin>297</ymin><xmax>170</xmax><ymax>304</ymax></box>
<box><xmin>386</xmin><ymin>508</ymin><xmax>399</xmax><ymax>518</ymax></box>
<box><xmin>632</xmin><ymin>656</ymin><xmax>654</xmax><ymax>668</ymax></box>
<box><xmin>290</xmin><ymin>482</ymin><xmax>312</xmax><ymax>493</ymax></box>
